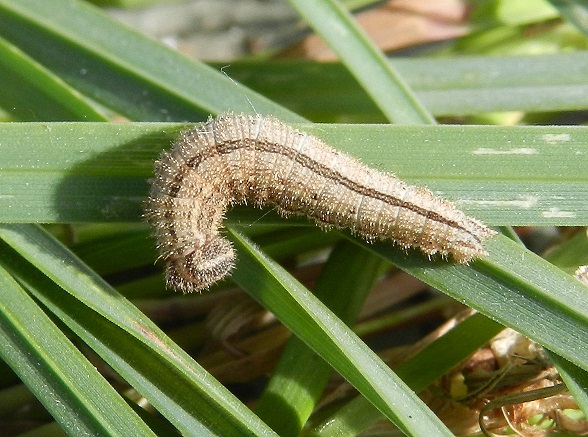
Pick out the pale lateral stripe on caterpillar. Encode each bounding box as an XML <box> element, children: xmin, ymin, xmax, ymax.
<box><xmin>146</xmin><ymin>113</ymin><xmax>496</xmax><ymax>293</ymax></box>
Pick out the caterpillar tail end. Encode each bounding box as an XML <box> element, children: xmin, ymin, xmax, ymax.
<box><xmin>165</xmin><ymin>237</ymin><xmax>235</xmax><ymax>293</ymax></box>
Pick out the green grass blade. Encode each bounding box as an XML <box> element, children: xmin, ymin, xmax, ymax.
<box><xmin>310</xmin><ymin>313</ymin><xmax>504</xmax><ymax>436</ymax></box>
<box><xmin>360</xmin><ymin>234</ymin><xmax>588</xmax><ymax>372</ymax></box>
<box><xmin>0</xmin><ymin>260</ymin><xmax>155</xmax><ymax>437</ymax></box>
<box><xmin>1</xmin><ymin>122</ymin><xmax>587</xmax><ymax>225</ymax></box>
<box><xmin>7</xmin><ymin>262</ymin><xmax>264</xmax><ymax>436</ymax></box>
<box><xmin>219</xmin><ymin>52</ymin><xmax>588</xmax><ymax>119</ymax></box>
<box><xmin>548</xmin><ymin>352</ymin><xmax>588</xmax><ymax>420</ymax></box>
<box><xmin>0</xmin><ymin>224</ymin><xmax>278</xmax><ymax>436</ymax></box>
<box><xmin>0</xmin><ymin>35</ymin><xmax>107</xmax><ymax>121</ymax></box>
<box><xmin>0</xmin><ymin>0</ymin><xmax>303</xmax><ymax>122</ymax></box>
<box><xmin>285</xmin><ymin>0</ymin><xmax>434</xmax><ymax>124</ymax></box>
<box><xmin>313</xmin><ymin>223</ymin><xmax>588</xmax><ymax>432</ymax></box>
<box><xmin>228</xmin><ymin>228</ymin><xmax>453</xmax><ymax>437</ymax></box>
<box><xmin>254</xmin><ymin>241</ymin><xmax>386</xmax><ymax>435</ymax></box>
<box><xmin>544</xmin><ymin>230</ymin><xmax>588</xmax><ymax>274</ymax></box>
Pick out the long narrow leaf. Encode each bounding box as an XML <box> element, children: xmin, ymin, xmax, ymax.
<box><xmin>310</xmin><ymin>313</ymin><xmax>504</xmax><ymax>435</ymax></box>
<box><xmin>228</xmin><ymin>228</ymin><xmax>453</xmax><ymax>437</ymax></box>
<box><xmin>360</xmin><ymin>234</ymin><xmax>588</xmax><ymax>372</ymax></box>
<box><xmin>285</xmin><ymin>0</ymin><xmax>434</xmax><ymax>123</ymax></box>
<box><xmin>0</xmin><ymin>0</ymin><xmax>303</xmax><ymax>122</ymax></box>
<box><xmin>0</xmin><ymin>259</ymin><xmax>155</xmax><ymax>437</ymax></box>
<box><xmin>254</xmin><ymin>240</ymin><xmax>386</xmax><ymax>435</ymax></box>
<box><xmin>0</xmin><ymin>35</ymin><xmax>107</xmax><ymax>121</ymax></box>
<box><xmin>220</xmin><ymin>53</ymin><xmax>588</xmax><ymax>118</ymax></box>
<box><xmin>0</xmin><ymin>224</ymin><xmax>278</xmax><ymax>437</ymax></box>
<box><xmin>1</xmin><ymin>122</ymin><xmax>587</xmax><ymax>225</ymax></box>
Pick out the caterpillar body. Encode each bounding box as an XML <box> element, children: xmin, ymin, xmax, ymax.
<box><xmin>146</xmin><ymin>113</ymin><xmax>495</xmax><ymax>293</ymax></box>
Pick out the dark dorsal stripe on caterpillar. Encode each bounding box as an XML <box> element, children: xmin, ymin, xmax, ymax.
<box><xmin>146</xmin><ymin>113</ymin><xmax>496</xmax><ymax>293</ymax></box>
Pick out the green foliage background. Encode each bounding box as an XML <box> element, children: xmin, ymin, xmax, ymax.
<box><xmin>0</xmin><ymin>0</ymin><xmax>587</xmax><ymax>436</ymax></box>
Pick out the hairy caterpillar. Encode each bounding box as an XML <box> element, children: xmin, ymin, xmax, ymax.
<box><xmin>146</xmin><ymin>113</ymin><xmax>495</xmax><ymax>292</ymax></box>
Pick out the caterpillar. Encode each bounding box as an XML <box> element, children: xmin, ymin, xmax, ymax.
<box><xmin>145</xmin><ymin>113</ymin><xmax>495</xmax><ymax>293</ymax></box>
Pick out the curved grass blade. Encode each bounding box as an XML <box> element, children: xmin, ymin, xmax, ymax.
<box><xmin>285</xmin><ymin>0</ymin><xmax>434</xmax><ymax>124</ymax></box>
<box><xmin>309</xmin><ymin>313</ymin><xmax>503</xmax><ymax>436</ymax></box>
<box><xmin>254</xmin><ymin>240</ymin><xmax>387</xmax><ymax>435</ymax></box>
<box><xmin>0</xmin><ymin>260</ymin><xmax>156</xmax><ymax>437</ymax></box>
<box><xmin>0</xmin><ymin>224</ymin><xmax>278</xmax><ymax>437</ymax></box>
<box><xmin>0</xmin><ymin>35</ymin><xmax>107</xmax><ymax>121</ymax></box>
<box><xmin>228</xmin><ymin>228</ymin><xmax>454</xmax><ymax>437</ymax></box>
<box><xmin>0</xmin><ymin>0</ymin><xmax>303</xmax><ymax>122</ymax></box>
<box><xmin>360</xmin><ymin>234</ymin><xmax>588</xmax><ymax>372</ymax></box>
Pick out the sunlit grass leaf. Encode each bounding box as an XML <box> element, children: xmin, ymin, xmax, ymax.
<box><xmin>0</xmin><ymin>224</ymin><xmax>278</xmax><ymax>436</ymax></box>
